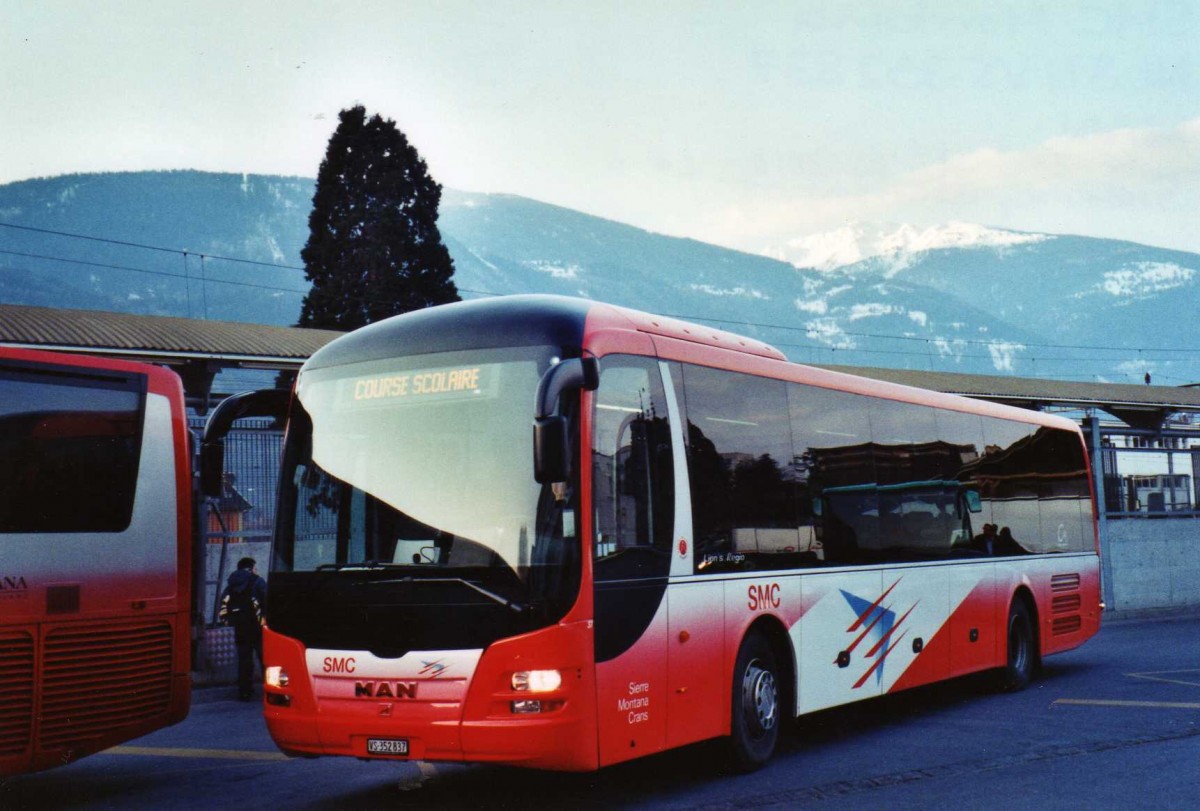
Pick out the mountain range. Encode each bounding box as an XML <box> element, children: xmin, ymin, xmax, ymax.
<box><xmin>0</xmin><ymin>170</ymin><xmax>1196</xmax><ymax>385</ymax></box>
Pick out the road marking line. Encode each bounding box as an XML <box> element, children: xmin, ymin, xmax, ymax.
<box><xmin>108</xmin><ymin>745</ymin><xmax>289</xmax><ymax>761</ymax></box>
<box><xmin>1126</xmin><ymin>669</ymin><xmax>1200</xmax><ymax>688</ymax></box>
<box><xmin>1053</xmin><ymin>699</ymin><xmax>1200</xmax><ymax>709</ymax></box>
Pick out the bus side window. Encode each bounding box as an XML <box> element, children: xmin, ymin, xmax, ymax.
<box><xmin>591</xmin><ymin>357</ymin><xmax>674</xmax><ymax>582</ymax></box>
<box><xmin>869</xmin><ymin>399</ymin><xmax>946</xmax><ymax>562</ymax></box>
<box><xmin>683</xmin><ymin>366</ymin><xmax>797</xmax><ymax>573</ymax></box>
<box><xmin>976</xmin><ymin>417</ymin><xmax>1039</xmax><ymax>554</ymax></box>
<box><xmin>0</xmin><ymin>368</ymin><xmax>144</xmax><ymax>534</ymax></box>
<box><xmin>972</xmin><ymin>417</ymin><xmax>1088</xmax><ymax>555</ymax></box>
<box><xmin>790</xmin><ymin>384</ymin><xmax>875</xmax><ymax>567</ymax></box>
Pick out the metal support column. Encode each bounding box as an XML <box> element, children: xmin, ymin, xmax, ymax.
<box><xmin>1085</xmin><ymin>416</ymin><xmax>1115</xmax><ymax>610</ymax></box>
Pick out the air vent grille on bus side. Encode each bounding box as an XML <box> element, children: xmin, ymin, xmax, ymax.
<box><xmin>0</xmin><ymin>632</ymin><xmax>35</xmax><ymax>756</ymax></box>
<box><xmin>1052</xmin><ymin>616</ymin><xmax>1083</xmax><ymax>635</ymax></box>
<box><xmin>1049</xmin><ymin>573</ymin><xmax>1083</xmax><ymax>637</ymax></box>
<box><xmin>39</xmin><ymin>622</ymin><xmax>173</xmax><ymax>749</ymax></box>
<box><xmin>1052</xmin><ymin>594</ymin><xmax>1082</xmax><ymax>613</ymax></box>
<box><xmin>1050</xmin><ymin>574</ymin><xmax>1081</xmax><ymax>592</ymax></box>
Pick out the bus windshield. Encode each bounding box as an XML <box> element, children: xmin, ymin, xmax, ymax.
<box><xmin>275</xmin><ymin>345</ymin><xmax>581</xmax><ymax>618</ymax></box>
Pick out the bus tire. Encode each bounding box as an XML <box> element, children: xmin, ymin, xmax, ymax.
<box><xmin>998</xmin><ymin>598</ymin><xmax>1036</xmax><ymax>692</ymax></box>
<box><xmin>729</xmin><ymin>630</ymin><xmax>780</xmax><ymax>771</ymax></box>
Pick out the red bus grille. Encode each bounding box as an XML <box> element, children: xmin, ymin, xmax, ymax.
<box><xmin>1052</xmin><ymin>616</ymin><xmax>1083</xmax><ymax>635</ymax></box>
<box><xmin>1049</xmin><ymin>573</ymin><xmax>1083</xmax><ymax>636</ymax></box>
<box><xmin>39</xmin><ymin>622</ymin><xmax>174</xmax><ymax>749</ymax></box>
<box><xmin>0</xmin><ymin>632</ymin><xmax>35</xmax><ymax>756</ymax></box>
<box><xmin>1050</xmin><ymin>574</ymin><xmax>1081</xmax><ymax>592</ymax></box>
<box><xmin>1052</xmin><ymin>594</ymin><xmax>1082</xmax><ymax>613</ymax></box>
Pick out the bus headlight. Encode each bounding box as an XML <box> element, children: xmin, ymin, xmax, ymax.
<box><xmin>265</xmin><ymin>666</ymin><xmax>289</xmax><ymax>688</ymax></box>
<box><xmin>511</xmin><ymin>669</ymin><xmax>562</xmax><ymax>692</ymax></box>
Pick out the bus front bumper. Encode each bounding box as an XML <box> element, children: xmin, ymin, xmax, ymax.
<box><xmin>261</xmin><ymin>621</ymin><xmax>599</xmax><ymax>771</ymax></box>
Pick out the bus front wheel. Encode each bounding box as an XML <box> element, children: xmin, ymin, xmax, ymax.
<box><xmin>729</xmin><ymin>631</ymin><xmax>780</xmax><ymax>771</ymax></box>
<box><xmin>998</xmin><ymin>598</ymin><xmax>1036</xmax><ymax>692</ymax></box>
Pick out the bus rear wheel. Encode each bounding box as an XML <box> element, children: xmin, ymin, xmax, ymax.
<box><xmin>729</xmin><ymin>631</ymin><xmax>780</xmax><ymax>771</ymax></box>
<box><xmin>998</xmin><ymin>598</ymin><xmax>1036</xmax><ymax>692</ymax></box>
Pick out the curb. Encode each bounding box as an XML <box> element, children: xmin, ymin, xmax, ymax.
<box><xmin>1101</xmin><ymin>606</ymin><xmax>1200</xmax><ymax>625</ymax></box>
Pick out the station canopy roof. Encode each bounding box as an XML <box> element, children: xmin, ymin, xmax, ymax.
<box><xmin>0</xmin><ymin>303</ymin><xmax>339</xmax><ymax>369</ymax></box>
<box><xmin>817</xmin><ymin>364</ymin><xmax>1200</xmax><ymax>430</ymax></box>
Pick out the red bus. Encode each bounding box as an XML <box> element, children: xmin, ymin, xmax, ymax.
<box><xmin>209</xmin><ymin>295</ymin><xmax>1100</xmax><ymax>771</ymax></box>
<box><xmin>0</xmin><ymin>347</ymin><xmax>192</xmax><ymax>776</ymax></box>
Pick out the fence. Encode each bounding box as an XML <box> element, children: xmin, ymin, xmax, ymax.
<box><xmin>188</xmin><ymin>416</ymin><xmax>283</xmax><ymax>628</ymax></box>
<box><xmin>1098</xmin><ymin>428</ymin><xmax>1200</xmax><ymax>519</ymax></box>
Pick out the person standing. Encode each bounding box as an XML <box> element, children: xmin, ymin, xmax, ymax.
<box><xmin>219</xmin><ymin>557</ymin><xmax>267</xmax><ymax>701</ymax></box>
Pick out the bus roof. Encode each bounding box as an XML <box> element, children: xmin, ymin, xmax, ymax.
<box><xmin>303</xmin><ymin>295</ymin><xmax>785</xmax><ymax>372</ymax></box>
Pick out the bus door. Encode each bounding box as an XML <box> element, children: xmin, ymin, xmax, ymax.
<box><xmin>658</xmin><ymin>361</ymin><xmax>726</xmax><ymax>750</ymax></box>
<box><xmin>590</xmin><ymin>357</ymin><xmax>676</xmax><ymax>765</ymax></box>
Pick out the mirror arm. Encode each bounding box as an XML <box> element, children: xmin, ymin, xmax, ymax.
<box><xmin>535</xmin><ymin>357</ymin><xmax>599</xmax><ymax>420</ymax></box>
<box><xmin>532</xmin><ymin>356</ymin><xmax>599</xmax><ymax>484</ymax></box>
<box><xmin>202</xmin><ymin>388</ymin><xmax>291</xmax><ymax>444</ymax></box>
<box><xmin>200</xmin><ymin>388</ymin><xmax>292</xmax><ymax>498</ymax></box>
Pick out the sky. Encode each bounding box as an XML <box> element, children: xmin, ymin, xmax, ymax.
<box><xmin>2</xmin><ymin>1</ymin><xmax>1198</xmax><ymax>258</ymax></box>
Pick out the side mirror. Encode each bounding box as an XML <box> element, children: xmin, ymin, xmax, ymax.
<box><xmin>533</xmin><ymin>416</ymin><xmax>571</xmax><ymax>484</ymax></box>
<box><xmin>533</xmin><ymin>357</ymin><xmax>599</xmax><ymax>484</ymax></box>
<box><xmin>200</xmin><ymin>440</ymin><xmax>227</xmax><ymax>499</ymax></box>
<box><xmin>200</xmin><ymin>388</ymin><xmax>291</xmax><ymax>498</ymax></box>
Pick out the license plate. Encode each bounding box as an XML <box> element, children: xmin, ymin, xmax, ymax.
<box><xmin>367</xmin><ymin>738</ymin><xmax>409</xmax><ymax>756</ymax></box>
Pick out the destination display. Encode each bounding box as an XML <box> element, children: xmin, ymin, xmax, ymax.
<box><xmin>335</xmin><ymin>363</ymin><xmax>498</xmax><ymax>410</ymax></box>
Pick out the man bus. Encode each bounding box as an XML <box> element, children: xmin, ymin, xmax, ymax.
<box><xmin>1</xmin><ymin>347</ymin><xmax>192</xmax><ymax>776</ymax></box>
<box><xmin>203</xmin><ymin>295</ymin><xmax>1100</xmax><ymax>771</ymax></box>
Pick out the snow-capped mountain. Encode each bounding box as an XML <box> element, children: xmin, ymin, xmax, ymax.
<box><xmin>801</xmin><ymin>228</ymin><xmax>1200</xmax><ymax>383</ymax></box>
<box><xmin>765</xmin><ymin>221</ymin><xmax>1054</xmax><ymax>273</ymax></box>
<box><xmin>1</xmin><ymin>171</ymin><xmax>1197</xmax><ymax>385</ymax></box>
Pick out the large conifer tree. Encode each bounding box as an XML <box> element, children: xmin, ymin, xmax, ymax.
<box><xmin>298</xmin><ymin>105</ymin><xmax>459</xmax><ymax>330</ymax></box>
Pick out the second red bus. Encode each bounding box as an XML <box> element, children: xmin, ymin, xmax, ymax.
<box><xmin>1</xmin><ymin>347</ymin><xmax>192</xmax><ymax>776</ymax></box>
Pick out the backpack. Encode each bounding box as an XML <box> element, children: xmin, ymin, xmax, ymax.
<box><xmin>218</xmin><ymin>578</ymin><xmax>260</xmax><ymax>627</ymax></box>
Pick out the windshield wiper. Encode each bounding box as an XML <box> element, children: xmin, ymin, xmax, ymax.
<box><xmin>315</xmin><ymin>564</ymin><xmax>532</xmax><ymax>614</ymax></box>
<box><xmin>315</xmin><ymin>560</ymin><xmax>401</xmax><ymax>572</ymax></box>
<box><xmin>363</xmin><ymin>575</ymin><xmax>529</xmax><ymax>614</ymax></box>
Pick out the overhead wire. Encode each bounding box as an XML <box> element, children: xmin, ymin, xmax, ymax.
<box><xmin>0</xmin><ymin>221</ymin><xmax>306</xmax><ymax>271</ymax></box>
<box><xmin>0</xmin><ymin>250</ymin><xmax>309</xmax><ymax>295</ymax></box>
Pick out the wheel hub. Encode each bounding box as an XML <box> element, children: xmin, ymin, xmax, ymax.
<box><xmin>742</xmin><ymin>659</ymin><xmax>778</xmax><ymax>737</ymax></box>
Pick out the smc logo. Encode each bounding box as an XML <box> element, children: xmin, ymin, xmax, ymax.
<box><xmin>323</xmin><ymin>656</ymin><xmax>357</xmax><ymax>674</ymax></box>
<box><xmin>747</xmin><ymin>582</ymin><xmax>781</xmax><ymax>612</ymax></box>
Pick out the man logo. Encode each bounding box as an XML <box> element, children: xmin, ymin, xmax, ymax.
<box><xmin>355</xmin><ymin>681</ymin><xmax>417</xmax><ymax>699</ymax></box>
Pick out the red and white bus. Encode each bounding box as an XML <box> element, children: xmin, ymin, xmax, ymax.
<box><xmin>0</xmin><ymin>347</ymin><xmax>192</xmax><ymax>776</ymax></box>
<box><xmin>220</xmin><ymin>295</ymin><xmax>1100</xmax><ymax>771</ymax></box>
